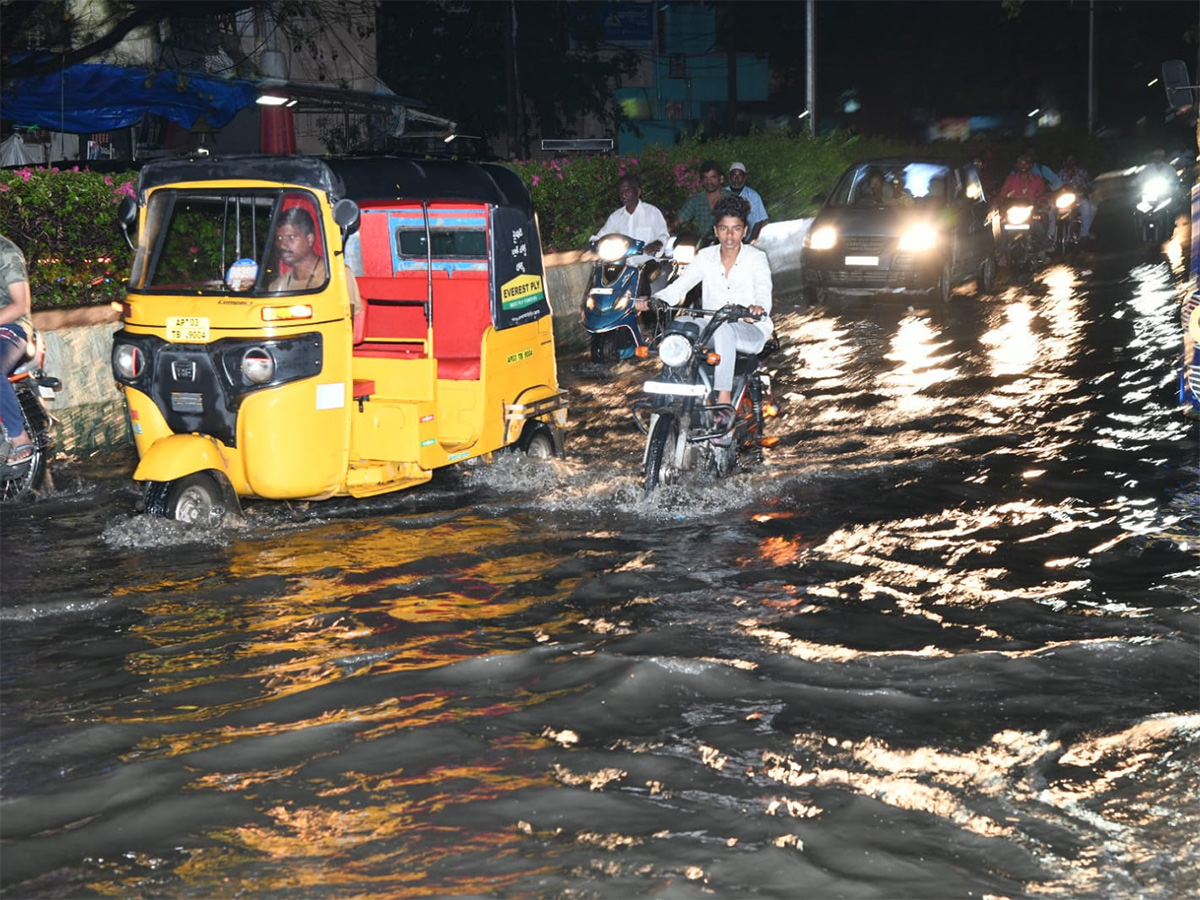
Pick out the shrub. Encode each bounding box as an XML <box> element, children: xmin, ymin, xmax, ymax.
<box><xmin>0</xmin><ymin>166</ymin><xmax>136</xmax><ymax>310</ymax></box>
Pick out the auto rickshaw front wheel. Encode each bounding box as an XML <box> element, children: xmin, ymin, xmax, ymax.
<box><xmin>144</xmin><ymin>470</ymin><xmax>240</xmax><ymax>526</ymax></box>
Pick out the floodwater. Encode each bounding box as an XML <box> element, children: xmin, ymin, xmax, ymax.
<box><xmin>2</xmin><ymin>226</ymin><xmax>1198</xmax><ymax>898</ymax></box>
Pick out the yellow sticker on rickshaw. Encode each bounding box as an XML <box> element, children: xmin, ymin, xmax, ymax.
<box><xmin>167</xmin><ymin>316</ymin><xmax>210</xmax><ymax>342</ymax></box>
<box><xmin>500</xmin><ymin>274</ymin><xmax>545</xmax><ymax>309</ymax></box>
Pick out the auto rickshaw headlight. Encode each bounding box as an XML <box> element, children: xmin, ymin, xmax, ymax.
<box><xmin>241</xmin><ymin>347</ymin><xmax>276</xmax><ymax>384</ymax></box>
<box><xmin>1055</xmin><ymin>191</ymin><xmax>1077</xmax><ymax>209</ymax></box>
<box><xmin>657</xmin><ymin>333</ymin><xmax>693</xmax><ymax>368</ymax></box>
<box><xmin>114</xmin><ymin>343</ymin><xmax>144</xmax><ymax>380</ymax></box>
<box><xmin>897</xmin><ymin>224</ymin><xmax>938</xmax><ymax>252</ymax></box>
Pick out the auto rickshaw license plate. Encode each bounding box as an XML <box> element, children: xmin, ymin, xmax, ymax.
<box><xmin>167</xmin><ymin>316</ymin><xmax>210</xmax><ymax>342</ymax></box>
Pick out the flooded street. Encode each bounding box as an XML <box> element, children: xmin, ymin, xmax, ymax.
<box><xmin>3</xmin><ymin>231</ymin><xmax>1198</xmax><ymax>898</ymax></box>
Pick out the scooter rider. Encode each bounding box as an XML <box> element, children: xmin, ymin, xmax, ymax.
<box><xmin>1058</xmin><ymin>151</ymin><xmax>1095</xmax><ymax>241</ymax></box>
<box><xmin>635</xmin><ymin>193</ymin><xmax>772</xmax><ymax>414</ymax></box>
<box><xmin>594</xmin><ymin>173</ymin><xmax>671</xmax><ymax>293</ymax></box>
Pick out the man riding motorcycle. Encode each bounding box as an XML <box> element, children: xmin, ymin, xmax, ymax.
<box><xmin>998</xmin><ymin>154</ymin><xmax>1049</xmax><ymax>257</ymax></box>
<box><xmin>1057</xmin><ymin>152</ymin><xmax>1095</xmax><ymax>242</ymax></box>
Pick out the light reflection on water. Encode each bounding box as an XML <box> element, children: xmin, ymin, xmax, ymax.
<box><xmin>2</xmin><ymin>240</ymin><xmax>1198</xmax><ymax>898</ymax></box>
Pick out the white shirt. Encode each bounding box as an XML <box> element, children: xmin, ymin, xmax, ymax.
<box><xmin>653</xmin><ymin>243</ymin><xmax>774</xmax><ymax>341</ymax></box>
<box><xmin>595</xmin><ymin>200</ymin><xmax>671</xmax><ymax>247</ymax></box>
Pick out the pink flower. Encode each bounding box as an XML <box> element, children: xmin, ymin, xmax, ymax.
<box><xmin>0</xmin><ymin>185</ymin><xmax>9</xmax><ymax>193</ymax></box>
<box><xmin>531</xmin><ymin>174</ymin><xmax>540</xmax><ymax>186</ymax></box>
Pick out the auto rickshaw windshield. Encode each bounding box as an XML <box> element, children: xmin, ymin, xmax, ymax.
<box><xmin>131</xmin><ymin>189</ymin><xmax>329</xmax><ymax>296</ymax></box>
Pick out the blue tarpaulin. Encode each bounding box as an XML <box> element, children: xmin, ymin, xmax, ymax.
<box><xmin>1</xmin><ymin>60</ymin><xmax>258</xmax><ymax>132</ymax></box>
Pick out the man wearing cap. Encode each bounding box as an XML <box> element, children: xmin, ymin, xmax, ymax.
<box><xmin>728</xmin><ymin>162</ymin><xmax>769</xmax><ymax>242</ymax></box>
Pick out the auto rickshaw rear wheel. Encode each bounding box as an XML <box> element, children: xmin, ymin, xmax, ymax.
<box><xmin>517</xmin><ymin>420</ymin><xmax>559</xmax><ymax>459</ymax></box>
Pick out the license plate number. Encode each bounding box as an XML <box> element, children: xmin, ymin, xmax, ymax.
<box><xmin>844</xmin><ymin>255</ymin><xmax>879</xmax><ymax>266</ymax></box>
<box><xmin>167</xmin><ymin>316</ymin><xmax>210</xmax><ymax>342</ymax></box>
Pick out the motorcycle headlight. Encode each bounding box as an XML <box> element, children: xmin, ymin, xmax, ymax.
<box><xmin>1142</xmin><ymin>177</ymin><xmax>1169</xmax><ymax>202</ymax></box>
<box><xmin>672</xmin><ymin>243</ymin><xmax>695</xmax><ymax>265</ymax></box>
<box><xmin>1055</xmin><ymin>191</ymin><xmax>1077</xmax><ymax>209</ymax></box>
<box><xmin>657</xmin><ymin>333</ymin><xmax>693</xmax><ymax>368</ymax></box>
<box><xmin>113</xmin><ymin>343</ymin><xmax>144</xmax><ymax>380</ymax></box>
<box><xmin>1005</xmin><ymin>204</ymin><xmax>1033</xmax><ymax>226</ymax></box>
<box><xmin>806</xmin><ymin>226</ymin><xmax>837</xmax><ymax>250</ymax></box>
<box><xmin>240</xmin><ymin>347</ymin><xmax>276</xmax><ymax>384</ymax></box>
<box><xmin>597</xmin><ymin>235</ymin><xmax>633</xmax><ymax>261</ymax></box>
<box><xmin>897</xmin><ymin>224</ymin><xmax>937</xmax><ymax>252</ymax></box>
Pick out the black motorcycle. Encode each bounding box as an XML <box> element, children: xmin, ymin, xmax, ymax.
<box><xmin>1</xmin><ymin>330</ymin><xmax>60</xmax><ymax>503</ymax></box>
<box><xmin>996</xmin><ymin>197</ymin><xmax>1043</xmax><ymax>279</ymax></box>
<box><xmin>1052</xmin><ymin>188</ymin><xmax>1083</xmax><ymax>256</ymax></box>
<box><xmin>632</xmin><ymin>303</ymin><xmax>777</xmax><ymax>494</ymax></box>
<box><xmin>1134</xmin><ymin>171</ymin><xmax>1182</xmax><ymax>245</ymax></box>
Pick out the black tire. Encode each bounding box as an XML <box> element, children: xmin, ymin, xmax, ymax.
<box><xmin>644</xmin><ymin>414</ymin><xmax>683</xmax><ymax>494</ymax></box>
<box><xmin>590</xmin><ymin>332</ymin><xmax>620</xmax><ymax>364</ymax></box>
<box><xmin>518</xmin><ymin>422</ymin><xmax>557</xmax><ymax>459</ymax></box>
<box><xmin>0</xmin><ymin>438</ymin><xmax>46</xmax><ymax>504</ymax></box>
<box><xmin>936</xmin><ymin>262</ymin><xmax>952</xmax><ymax>303</ymax></box>
<box><xmin>164</xmin><ymin>472</ymin><xmax>227</xmax><ymax>525</ymax></box>
<box><xmin>977</xmin><ymin>255</ymin><xmax>996</xmax><ymax>294</ymax></box>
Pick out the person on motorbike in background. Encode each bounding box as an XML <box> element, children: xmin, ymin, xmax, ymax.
<box><xmin>673</xmin><ymin>160</ymin><xmax>728</xmax><ymax>237</ymax></box>
<box><xmin>1058</xmin><ymin>151</ymin><xmax>1096</xmax><ymax>241</ymax></box>
<box><xmin>727</xmin><ymin>162</ymin><xmax>769</xmax><ymax>241</ymax></box>
<box><xmin>593</xmin><ymin>173</ymin><xmax>672</xmax><ymax>296</ymax></box>
<box><xmin>635</xmin><ymin>194</ymin><xmax>773</xmax><ymax>418</ymax></box>
<box><xmin>0</xmin><ymin>235</ymin><xmax>34</xmax><ymax>466</ymax></box>
<box><xmin>998</xmin><ymin>153</ymin><xmax>1049</xmax><ymax>251</ymax></box>
<box><xmin>1021</xmin><ymin>146</ymin><xmax>1063</xmax><ymax>243</ymax></box>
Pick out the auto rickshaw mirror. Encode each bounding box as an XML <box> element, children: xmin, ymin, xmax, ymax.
<box><xmin>333</xmin><ymin>198</ymin><xmax>360</xmax><ymax>232</ymax></box>
<box><xmin>1161</xmin><ymin>60</ymin><xmax>1196</xmax><ymax>112</ymax></box>
<box><xmin>117</xmin><ymin>195</ymin><xmax>138</xmax><ymax>249</ymax></box>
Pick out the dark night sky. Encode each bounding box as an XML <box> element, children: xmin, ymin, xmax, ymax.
<box><xmin>730</xmin><ymin>0</ymin><xmax>1198</xmax><ymax>136</ymax></box>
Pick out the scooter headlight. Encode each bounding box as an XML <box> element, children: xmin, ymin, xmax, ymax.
<box><xmin>1005</xmin><ymin>204</ymin><xmax>1033</xmax><ymax>226</ymax></box>
<box><xmin>113</xmin><ymin>343</ymin><xmax>144</xmax><ymax>380</ymax></box>
<box><xmin>897</xmin><ymin>223</ymin><xmax>937</xmax><ymax>252</ymax></box>
<box><xmin>597</xmin><ymin>235</ymin><xmax>633</xmax><ymax>261</ymax></box>
<box><xmin>657</xmin><ymin>333</ymin><xmax>693</xmax><ymax>368</ymax></box>
<box><xmin>1055</xmin><ymin>191</ymin><xmax>1077</xmax><ymax>209</ymax></box>
<box><xmin>672</xmin><ymin>243</ymin><xmax>695</xmax><ymax>264</ymax></box>
<box><xmin>806</xmin><ymin>226</ymin><xmax>837</xmax><ymax>250</ymax></box>
<box><xmin>240</xmin><ymin>347</ymin><xmax>276</xmax><ymax>384</ymax></box>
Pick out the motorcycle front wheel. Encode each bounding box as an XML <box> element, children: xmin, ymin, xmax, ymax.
<box><xmin>590</xmin><ymin>332</ymin><xmax>621</xmax><ymax>365</ymax></box>
<box><xmin>0</xmin><ymin>440</ymin><xmax>45</xmax><ymax>504</ymax></box>
<box><xmin>644</xmin><ymin>413</ymin><xmax>686</xmax><ymax>494</ymax></box>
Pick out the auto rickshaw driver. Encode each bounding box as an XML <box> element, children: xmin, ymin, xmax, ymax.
<box><xmin>270</xmin><ymin>208</ymin><xmax>328</xmax><ymax>292</ymax></box>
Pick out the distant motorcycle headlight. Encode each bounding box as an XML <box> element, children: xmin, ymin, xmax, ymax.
<box><xmin>672</xmin><ymin>243</ymin><xmax>695</xmax><ymax>264</ymax></box>
<box><xmin>897</xmin><ymin>224</ymin><xmax>937</xmax><ymax>252</ymax></box>
<box><xmin>1055</xmin><ymin>191</ymin><xmax>1077</xmax><ymax>209</ymax></box>
<box><xmin>240</xmin><ymin>347</ymin><xmax>276</xmax><ymax>384</ymax></box>
<box><xmin>1006</xmin><ymin>204</ymin><xmax>1033</xmax><ymax>226</ymax></box>
<box><xmin>597</xmin><ymin>235</ymin><xmax>633</xmax><ymax>261</ymax></box>
<box><xmin>806</xmin><ymin>226</ymin><xmax>837</xmax><ymax>250</ymax></box>
<box><xmin>657</xmin><ymin>333</ymin><xmax>693</xmax><ymax>368</ymax></box>
<box><xmin>113</xmin><ymin>343</ymin><xmax>144</xmax><ymax>380</ymax></box>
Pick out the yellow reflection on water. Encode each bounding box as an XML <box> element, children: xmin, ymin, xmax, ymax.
<box><xmin>880</xmin><ymin>315</ymin><xmax>957</xmax><ymax>407</ymax></box>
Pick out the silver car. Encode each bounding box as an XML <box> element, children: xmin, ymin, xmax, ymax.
<box><xmin>801</xmin><ymin>158</ymin><xmax>996</xmax><ymax>303</ymax></box>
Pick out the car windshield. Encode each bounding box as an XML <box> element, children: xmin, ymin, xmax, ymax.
<box><xmin>131</xmin><ymin>189</ymin><xmax>328</xmax><ymax>295</ymax></box>
<box><xmin>829</xmin><ymin>162</ymin><xmax>952</xmax><ymax>208</ymax></box>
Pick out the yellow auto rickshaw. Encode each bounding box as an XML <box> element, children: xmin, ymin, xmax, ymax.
<box><xmin>112</xmin><ymin>155</ymin><xmax>567</xmax><ymax>522</ymax></box>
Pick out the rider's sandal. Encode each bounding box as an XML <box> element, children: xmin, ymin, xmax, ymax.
<box><xmin>6</xmin><ymin>442</ymin><xmax>34</xmax><ymax>465</ymax></box>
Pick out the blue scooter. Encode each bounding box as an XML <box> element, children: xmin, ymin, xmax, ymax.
<box><xmin>581</xmin><ymin>234</ymin><xmax>694</xmax><ymax>363</ymax></box>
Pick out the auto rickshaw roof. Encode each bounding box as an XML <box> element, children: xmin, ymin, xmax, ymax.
<box><xmin>136</xmin><ymin>154</ymin><xmax>532</xmax><ymax>216</ymax></box>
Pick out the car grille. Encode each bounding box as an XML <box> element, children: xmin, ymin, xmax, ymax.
<box><xmin>843</xmin><ymin>235</ymin><xmax>890</xmax><ymax>254</ymax></box>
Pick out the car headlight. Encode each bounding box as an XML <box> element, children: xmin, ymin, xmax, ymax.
<box><xmin>241</xmin><ymin>347</ymin><xmax>276</xmax><ymax>384</ymax></box>
<box><xmin>897</xmin><ymin>224</ymin><xmax>937</xmax><ymax>252</ymax></box>
<box><xmin>597</xmin><ymin>235</ymin><xmax>633</xmax><ymax>261</ymax></box>
<box><xmin>1005</xmin><ymin>204</ymin><xmax>1033</xmax><ymax>226</ymax></box>
<box><xmin>657</xmin><ymin>333</ymin><xmax>693</xmax><ymax>368</ymax></box>
<box><xmin>113</xmin><ymin>343</ymin><xmax>145</xmax><ymax>380</ymax></box>
<box><xmin>806</xmin><ymin>226</ymin><xmax>837</xmax><ymax>250</ymax></box>
<box><xmin>1055</xmin><ymin>191</ymin><xmax>1077</xmax><ymax>209</ymax></box>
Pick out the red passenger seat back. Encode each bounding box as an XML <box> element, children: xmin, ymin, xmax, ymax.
<box><xmin>432</xmin><ymin>271</ymin><xmax>490</xmax><ymax>380</ymax></box>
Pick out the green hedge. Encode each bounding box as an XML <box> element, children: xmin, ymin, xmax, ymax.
<box><xmin>0</xmin><ymin>165</ymin><xmax>136</xmax><ymax>310</ymax></box>
<box><xmin>0</xmin><ymin>132</ymin><xmax>929</xmax><ymax>310</ymax></box>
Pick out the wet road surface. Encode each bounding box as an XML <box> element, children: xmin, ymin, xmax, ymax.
<box><xmin>2</xmin><ymin>216</ymin><xmax>1198</xmax><ymax>898</ymax></box>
